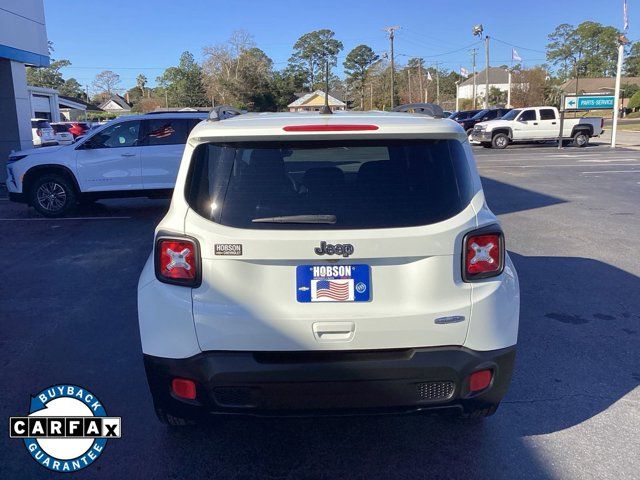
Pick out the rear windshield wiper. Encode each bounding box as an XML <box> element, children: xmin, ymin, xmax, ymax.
<box><xmin>251</xmin><ymin>214</ymin><xmax>337</xmax><ymax>224</ymax></box>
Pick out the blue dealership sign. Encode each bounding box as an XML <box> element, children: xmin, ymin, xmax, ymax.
<box><xmin>564</xmin><ymin>95</ymin><xmax>615</xmax><ymax>110</ymax></box>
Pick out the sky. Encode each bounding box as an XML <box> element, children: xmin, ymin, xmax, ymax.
<box><xmin>43</xmin><ymin>0</ymin><xmax>636</xmax><ymax>93</ymax></box>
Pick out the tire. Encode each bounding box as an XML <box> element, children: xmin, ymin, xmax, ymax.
<box><xmin>573</xmin><ymin>131</ymin><xmax>589</xmax><ymax>147</ymax></box>
<box><xmin>466</xmin><ymin>128</ymin><xmax>474</xmax><ymax>138</ymax></box>
<box><xmin>154</xmin><ymin>407</ymin><xmax>195</xmax><ymax>427</ymax></box>
<box><xmin>459</xmin><ymin>403</ymin><xmax>499</xmax><ymax>420</ymax></box>
<box><xmin>491</xmin><ymin>133</ymin><xmax>509</xmax><ymax>149</ymax></box>
<box><xmin>29</xmin><ymin>173</ymin><xmax>77</xmax><ymax>218</ymax></box>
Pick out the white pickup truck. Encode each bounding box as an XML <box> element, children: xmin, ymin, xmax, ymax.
<box><xmin>471</xmin><ymin>106</ymin><xmax>604</xmax><ymax>149</ymax></box>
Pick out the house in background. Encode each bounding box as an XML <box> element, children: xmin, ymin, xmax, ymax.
<box><xmin>99</xmin><ymin>94</ymin><xmax>132</xmax><ymax>114</ymax></box>
<box><xmin>457</xmin><ymin>67</ymin><xmax>512</xmax><ymax>100</ymax></box>
<box><xmin>59</xmin><ymin>95</ymin><xmax>102</xmax><ymax>121</ymax></box>
<box><xmin>288</xmin><ymin>90</ymin><xmax>346</xmax><ymax>112</ymax></box>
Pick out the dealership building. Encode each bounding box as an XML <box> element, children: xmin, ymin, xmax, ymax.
<box><xmin>0</xmin><ymin>0</ymin><xmax>49</xmax><ymax>181</ymax></box>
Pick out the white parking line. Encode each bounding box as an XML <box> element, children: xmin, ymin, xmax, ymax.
<box><xmin>581</xmin><ymin>170</ymin><xmax>640</xmax><ymax>174</ymax></box>
<box><xmin>0</xmin><ymin>216</ymin><xmax>132</xmax><ymax>221</ymax></box>
<box><xmin>481</xmin><ymin>163</ymin><xmax>640</xmax><ymax>168</ymax></box>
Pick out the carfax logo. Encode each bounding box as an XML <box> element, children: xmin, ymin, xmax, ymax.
<box><xmin>9</xmin><ymin>384</ymin><xmax>121</xmax><ymax>473</ymax></box>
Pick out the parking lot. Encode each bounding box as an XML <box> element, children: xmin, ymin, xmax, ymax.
<box><xmin>1</xmin><ymin>142</ymin><xmax>638</xmax><ymax>479</ymax></box>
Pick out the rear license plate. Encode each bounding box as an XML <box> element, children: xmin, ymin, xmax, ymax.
<box><xmin>296</xmin><ymin>265</ymin><xmax>370</xmax><ymax>302</ymax></box>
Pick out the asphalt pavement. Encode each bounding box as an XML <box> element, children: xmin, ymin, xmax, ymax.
<box><xmin>0</xmin><ymin>142</ymin><xmax>638</xmax><ymax>479</ymax></box>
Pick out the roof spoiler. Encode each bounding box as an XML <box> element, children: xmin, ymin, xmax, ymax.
<box><xmin>392</xmin><ymin>103</ymin><xmax>444</xmax><ymax>118</ymax></box>
<box><xmin>208</xmin><ymin>105</ymin><xmax>246</xmax><ymax>121</ymax></box>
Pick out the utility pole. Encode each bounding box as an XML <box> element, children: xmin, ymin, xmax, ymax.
<box><xmin>321</xmin><ymin>58</ymin><xmax>331</xmax><ymax>114</ymax></box>
<box><xmin>484</xmin><ymin>35</ymin><xmax>490</xmax><ymax>108</ymax></box>
<box><xmin>407</xmin><ymin>68</ymin><xmax>412</xmax><ymax>103</ymax></box>
<box><xmin>370</xmin><ymin>83</ymin><xmax>373</xmax><ymax>110</ymax></box>
<box><xmin>384</xmin><ymin>26</ymin><xmax>400</xmax><ymax>108</ymax></box>
<box><xmin>418</xmin><ymin>58</ymin><xmax>424</xmax><ymax>102</ymax></box>
<box><xmin>434</xmin><ymin>61</ymin><xmax>440</xmax><ymax>104</ymax></box>
<box><xmin>470</xmin><ymin>48</ymin><xmax>477</xmax><ymax>109</ymax></box>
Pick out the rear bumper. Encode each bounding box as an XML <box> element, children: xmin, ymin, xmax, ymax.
<box><xmin>144</xmin><ymin>345</ymin><xmax>516</xmax><ymax>418</ymax></box>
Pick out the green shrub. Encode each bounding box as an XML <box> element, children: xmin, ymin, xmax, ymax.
<box><xmin>627</xmin><ymin>90</ymin><xmax>640</xmax><ymax>111</ymax></box>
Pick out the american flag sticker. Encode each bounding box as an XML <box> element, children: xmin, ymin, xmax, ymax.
<box><xmin>311</xmin><ymin>279</ymin><xmax>354</xmax><ymax>302</ymax></box>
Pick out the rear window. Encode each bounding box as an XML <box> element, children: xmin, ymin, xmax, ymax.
<box><xmin>32</xmin><ymin>120</ymin><xmax>51</xmax><ymax>129</ymax></box>
<box><xmin>51</xmin><ymin>124</ymin><xmax>70</xmax><ymax>133</ymax></box>
<box><xmin>186</xmin><ymin>140</ymin><xmax>474</xmax><ymax>230</ymax></box>
<box><xmin>142</xmin><ymin>118</ymin><xmax>193</xmax><ymax>146</ymax></box>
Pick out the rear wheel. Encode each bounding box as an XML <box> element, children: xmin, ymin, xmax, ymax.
<box><xmin>29</xmin><ymin>173</ymin><xmax>77</xmax><ymax>217</ymax></box>
<box><xmin>491</xmin><ymin>133</ymin><xmax>509</xmax><ymax>149</ymax></box>
<box><xmin>573</xmin><ymin>131</ymin><xmax>589</xmax><ymax>147</ymax></box>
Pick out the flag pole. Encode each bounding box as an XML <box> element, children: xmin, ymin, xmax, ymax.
<box><xmin>612</xmin><ymin>1</ymin><xmax>630</xmax><ymax>148</ymax></box>
<box><xmin>611</xmin><ymin>39</ymin><xmax>626</xmax><ymax>148</ymax></box>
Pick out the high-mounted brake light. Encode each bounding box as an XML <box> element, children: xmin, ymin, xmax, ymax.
<box><xmin>462</xmin><ymin>227</ymin><xmax>504</xmax><ymax>281</ymax></box>
<box><xmin>154</xmin><ymin>237</ymin><xmax>201</xmax><ymax>287</ymax></box>
<box><xmin>282</xmin><ymin>124</ymin><xmax>379</xmax><ymax>132</ymax></box>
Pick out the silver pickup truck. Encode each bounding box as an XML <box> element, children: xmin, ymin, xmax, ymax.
<box><xmin>471</xmin><ymin>106</ymin><xmax>604</xmax><ymax>149</ymax></box>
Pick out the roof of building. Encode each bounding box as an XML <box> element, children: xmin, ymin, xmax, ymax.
<box><xmin>560</xmin><ymin>76</ymin><xmax>640</xmax><ymax>93</ymax></box>
<box><xmin>459</xmin><ymin>67</ymin><xmax>510</xmax><ymax>87</ymax></box>
<box><xmin>59</xmin><ymin>95</ymin><xmax>102</xmax><ymax>111</ymax></box>
<box><xmin>189</xmin><ymin>110</ymin><xmax>465</xmax><ymax>140</ymax></box>
<box><xmin>99</xmin><ymin>94</ymin><xmax>132</xmax><ymax>110</ymax></box>
<box><xmin>288</xmin><ymin>90</ymin><xmax>346</xmax><ymax>107</ymax></box>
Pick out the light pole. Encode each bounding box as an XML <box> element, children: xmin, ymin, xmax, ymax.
<box><xmin>472</xmin><ymin>24</ymin><xmax>489</xmax><ymax>108</ymax></box>
<box><xmin>612</xmin><ymin>33</ymin><xmax>630</xmax><ymax>148</ymax></box>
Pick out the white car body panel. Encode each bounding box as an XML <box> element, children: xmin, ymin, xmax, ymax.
<box><xmin>75</xmin><ymin>144</ymin><xmax>143</xmax><ymax>191</ymax></box>
<box><xmin>138</xmin><ymin>112</ymin><xmax>520</xmax><ymax>359</ymax></box>
<box><xmin>141</xmin><ymin>143</ymin><xmax>184</xmax><ymax>189</ymax></box>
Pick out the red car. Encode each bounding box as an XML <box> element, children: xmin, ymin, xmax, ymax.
<box><xmin>65</xmin><ymin>122</ymin><xmax>90</xmax><ymax>138</ymax></box>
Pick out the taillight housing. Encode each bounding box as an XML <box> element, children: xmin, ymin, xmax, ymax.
<box><xmin>462</xmin><ymin>225</ymin><xmax>505</xmax><ymax>282</ymax></box>
<box><xmin>154</xmin><ymin>236</ymin><xmax>201</xmax><ymax>287</ymax></box>
<box><xmin>36</xmin><ymin>129</ymin><xmax>43</xmax><ymax>137</ymax></box>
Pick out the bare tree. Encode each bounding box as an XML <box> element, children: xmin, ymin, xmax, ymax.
<box><xmin>228</xmin><ymin>29</ymin><xmax>255</xmax><ymax>79</ymax></box>
<box><xmin>93</xmin><ymin>70</ymin><xmax>120</xmax><ymax>96</ymax></box>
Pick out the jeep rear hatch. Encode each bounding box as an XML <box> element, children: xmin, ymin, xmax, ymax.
<box><xmin>183</xmin><ymin>139</ymin><xmax>478</xmax><ymax>351</ymax></box>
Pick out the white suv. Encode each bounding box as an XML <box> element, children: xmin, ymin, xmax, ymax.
<box><xmin>7</xmin><ymin>112</ymin><xmax>208</xmax><ymax>217</ymax></box>
<box><xmin>31</xmin><ymin>118</ymin><xmax>58</xmax><ymax>147</ymax></box>
<box><xmin>138</xmin><ymin>107</ymin><xmax>520</xmax><ymax>424</ymax></box>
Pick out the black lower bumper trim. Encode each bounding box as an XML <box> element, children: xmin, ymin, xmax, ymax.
<box><xmin>144</xmin><ymin>345</ymin><xmax>516</xmax><ymax>418</ymax></box>
<box><xmin>8</xmin><ymin>192</ymin><xmax>26</xmax><ymax>204</ymax></box>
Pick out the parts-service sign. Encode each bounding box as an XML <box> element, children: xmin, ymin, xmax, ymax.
<box><xmin>9</xmin><ymin>384</ymin><xmax>121</xmax><ymax>473</ymax></box>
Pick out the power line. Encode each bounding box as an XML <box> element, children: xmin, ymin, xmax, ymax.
<box><xmin>490</xmin><ymin>37</ymin><xmax>546</xmax><ymax>54</ymax></box>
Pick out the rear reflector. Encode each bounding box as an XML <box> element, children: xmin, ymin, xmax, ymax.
<box><xmin>283</xmin><ymin>124</ymin><xmax>379</xmax><ymax>132</ymax></box>
<box><xmin>469</xmin><ymin>369</ymin><xmax>492</xmax><ymax>392</ymax></box>
<box><xmin>171</xmin><ymin>378</ymin><xmax>197</xmax><ymax>400</ymax></box>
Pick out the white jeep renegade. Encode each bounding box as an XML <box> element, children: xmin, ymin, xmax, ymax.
<box><xmin>137</xmin><ymin>106</ymin><xmax>520</xmax><ymax>424</ymax></box>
